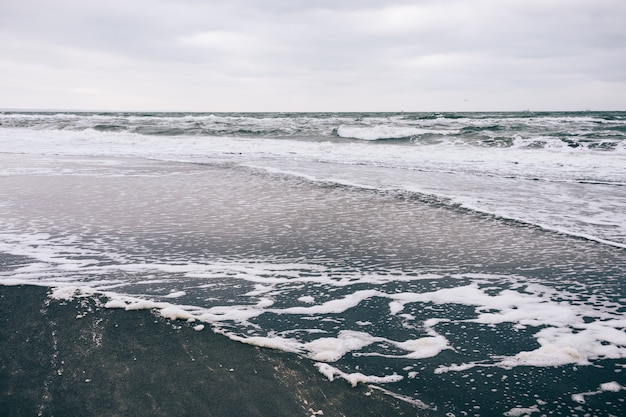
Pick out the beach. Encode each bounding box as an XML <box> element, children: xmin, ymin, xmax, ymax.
<box><xmin>1</xmin><ymin>112</ymin><xmax>625</xmax><ymax>416</ymax></box>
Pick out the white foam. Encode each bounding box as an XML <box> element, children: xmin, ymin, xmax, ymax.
<box><xmin>336</xmin><ymin>125</ymin><xmax>453</xmax><ymax>140</ymax></box>
<box><xmin>255</xmin><ymin>297</ymin><xmax>275</xmax><ymax>308</ymax></box>
<box><xmin>276</xmin><ymin>290</ymin><xmax>381</xmax><ymax>315</ymax></box>
<box><xmin>198</xmin><ymin>305</ymin><xmax>266</xmax><ymax>324</ymax></box>
<box><xmin>315</xmin><ymin>363</ymin><xmax>403</xmax><ymax>387</ymax></box>
<box><xmin>124</xmin><ymin>300</ymin><xmax>163</xmax><ymax>311</ymax></box>
<box><xmin>504</xmin><ymin>405</ymin><xmax>540</xmax><ymax>416</ymax></box>
<box><xmin>389</xmin><ymin>300</ymin><xmax>404</xmax><ymax>315</ymax></box>
<box><xmin>103</xmin><ymin>300</ymin><xmax>127</xmax><ymax>309</ymax></box>
<box><xmin>600</xmin><ymin>381</ymin><xmax>623</xmax><ymax>392</ymax></box>
<box><xmin>499</xmin><ymin>344</ymin><xmax>584</xmax><ymax>368</ymax></box>
<box><xmin>304</xmin><ymin>331</ymin><xmax>380</xmax><ymax>362</ymax></box>
<box><xmin>390</xmin><ymin>335</ymin><xmax>450</xmax><ymax>359</ymax></box>
<box><xmin>163</xmin><ymin>291</ymin><xmax>186</xmax><ymax>298</ymax></box>
<box><xmin>434</xmin><ymin>363</ymin><xmax>475</xmax><ymax>374</ymax></box>
<box><xmin>7</xmin><ymin>243</ymin><xmax>623</xmax><ymax>373</ymax></box>
<box><xmin>233</xmin><ymin>335</ymin><xmax>303</xmax><ymax>353</ymax></box>
<box><xmin>47</xmin><ymin>286</ymin><xmax>202</xmax><ymax>325</ymax></box>
<box><xmin>158</xmin><ymin>305</ymin><xmax>195</xmax><ymax>321</ymax></box>
<box><xmin>387</xmin><ymin>282</ymin><xmax>626</xmax><ymax>371</ymax></box>
<box><xmin>571</xmin><ymin>381</ymin><xmax>624</xmax><ymax>404</ymax></box>
<box><xmin>49</xmin><ymin>285</ymin><xmax>99</xmax><ymax>300</ymax></box>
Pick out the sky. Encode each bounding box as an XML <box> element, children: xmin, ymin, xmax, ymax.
<box><xmin>1</xmin><ymin>0</ymin><xmax>625</xmax><ymax>112</ymax></box>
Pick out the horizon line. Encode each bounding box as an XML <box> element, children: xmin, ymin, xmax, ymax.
<box><xmin>1</xmin><ymin>108</ymin><xmax>623</xmax><ymax>114</ymax></box>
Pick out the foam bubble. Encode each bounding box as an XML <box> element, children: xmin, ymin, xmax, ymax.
<box><xmin>600</xmin><ymin>381</ymin><xmax>623</xmax><ymax>392</ymax></box>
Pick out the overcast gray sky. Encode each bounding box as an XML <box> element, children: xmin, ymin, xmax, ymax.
<box><xmin>1</xmin><ymin>0</ymin><xmax>625</xmax><ymax>111</ymax></box>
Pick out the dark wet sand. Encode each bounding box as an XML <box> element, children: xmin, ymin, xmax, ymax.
<box><xmin>0</xmin><ymin>285</ymin><xmax>428</xmax><ymax>417</ymax></box>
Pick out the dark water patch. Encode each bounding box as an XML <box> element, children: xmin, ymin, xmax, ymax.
<box><xmin>0</xmin><ymin>253</ymin><xmax>35</xmax><ymax>269</ymax></box>
<box><xmin>588</xmin><ymin>141</ymin><xmax>619</xmax><ymax>150</ymax></box>
<box><xmin>132</xmin><ymin>126</ymin><xmax>191</xmax><ymax>136</ymax></box>
<box><xmin>460</xmin><ymin>125</ymin><xmax>503</xmax><ymax>133</ymax></box>
<box><xmin>478</xmin><ymin>136</ymin><xmax>514</xmax><ymax>147</ymax></box>
<box><xmin>0</xmin><ymin>285</ymin><xmax>430</xmax><ymax>417</ymax></box>
<box><xmin>93</xmin><ymin>124</ymin><xmax>127</xmax><ymax>132</ymax></box>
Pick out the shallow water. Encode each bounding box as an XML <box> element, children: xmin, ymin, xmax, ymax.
<box><xmin>1</xmin><ymin>111</ymin><xmax>625</xmax><ymax>247</ymax></box>
<box><xmin>1</xmin><ymin>153</ymin><xmax>625</xmax><ymax>416</ymax></box>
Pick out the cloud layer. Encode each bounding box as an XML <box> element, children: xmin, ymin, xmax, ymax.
<box><xmin>1</xmin><ymin>0</ymin><xmax>625</xmax><ymax>111</ymax></box>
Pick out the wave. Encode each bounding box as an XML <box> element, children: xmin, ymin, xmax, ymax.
<box><xmin>2</xmin><ymin>125</ymin><xmax>624</xmax><ymax>183</ymax></box>
<box><xmin>335</xmin><ymin>125</ymin><xmax>453</xmax><ymax>141</ymax></box>
<box><xmin>1</xmin><ymin>112</ymin><xmax>625</xmax><ymax>248</ymax></box>
<box><xmin>1</xmin><ymin>111</ymin><xmax>625</xmax><ymax>151</ymax></box>
<box><xmin>244</xmin><ymin>162</ymin><xmax>626</xmax><ymax>249</ymax></box>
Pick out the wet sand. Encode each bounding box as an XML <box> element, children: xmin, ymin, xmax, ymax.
<box><xmin>0</xmin><ymin>284</ymin><xmax>428</xmax><ymax>417</ymax></box>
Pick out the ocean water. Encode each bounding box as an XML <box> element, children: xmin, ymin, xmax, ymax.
<box><xmin>1</xmin><ymin>111</ymin><xmax>625</xmax><ymax>416</ymax></box>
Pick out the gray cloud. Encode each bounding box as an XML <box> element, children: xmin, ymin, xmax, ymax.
<box><xmin>1</xmin><ymin>0</ymin><xmax>625</xmax><ymax>111</ymax></box>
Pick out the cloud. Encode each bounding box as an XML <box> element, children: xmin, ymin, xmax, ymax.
<box><xmin>179</xmin><ymin>31</ymin><xmax>254</xmax><ymax>49</ymax></box>
<box><xmin>0</xmin><ymin>0</ymin><xmax>624</xmax><ymax>111</ymax></box>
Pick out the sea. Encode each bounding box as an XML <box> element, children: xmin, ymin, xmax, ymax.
<box><xmin>1</xmin><ymin>111</ymin><xmax>625</xmax><ymax>416</ymax></box>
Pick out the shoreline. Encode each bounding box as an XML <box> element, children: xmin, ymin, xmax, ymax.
<box><xmin>0</xmin><ymin>284</ymin><xmax>428</xmax><ymax>417</ymax></box>
<box><xmin>2</xmin><ymin>151</ymin><xmax>624</xmax><ymax>416</ymax></box>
